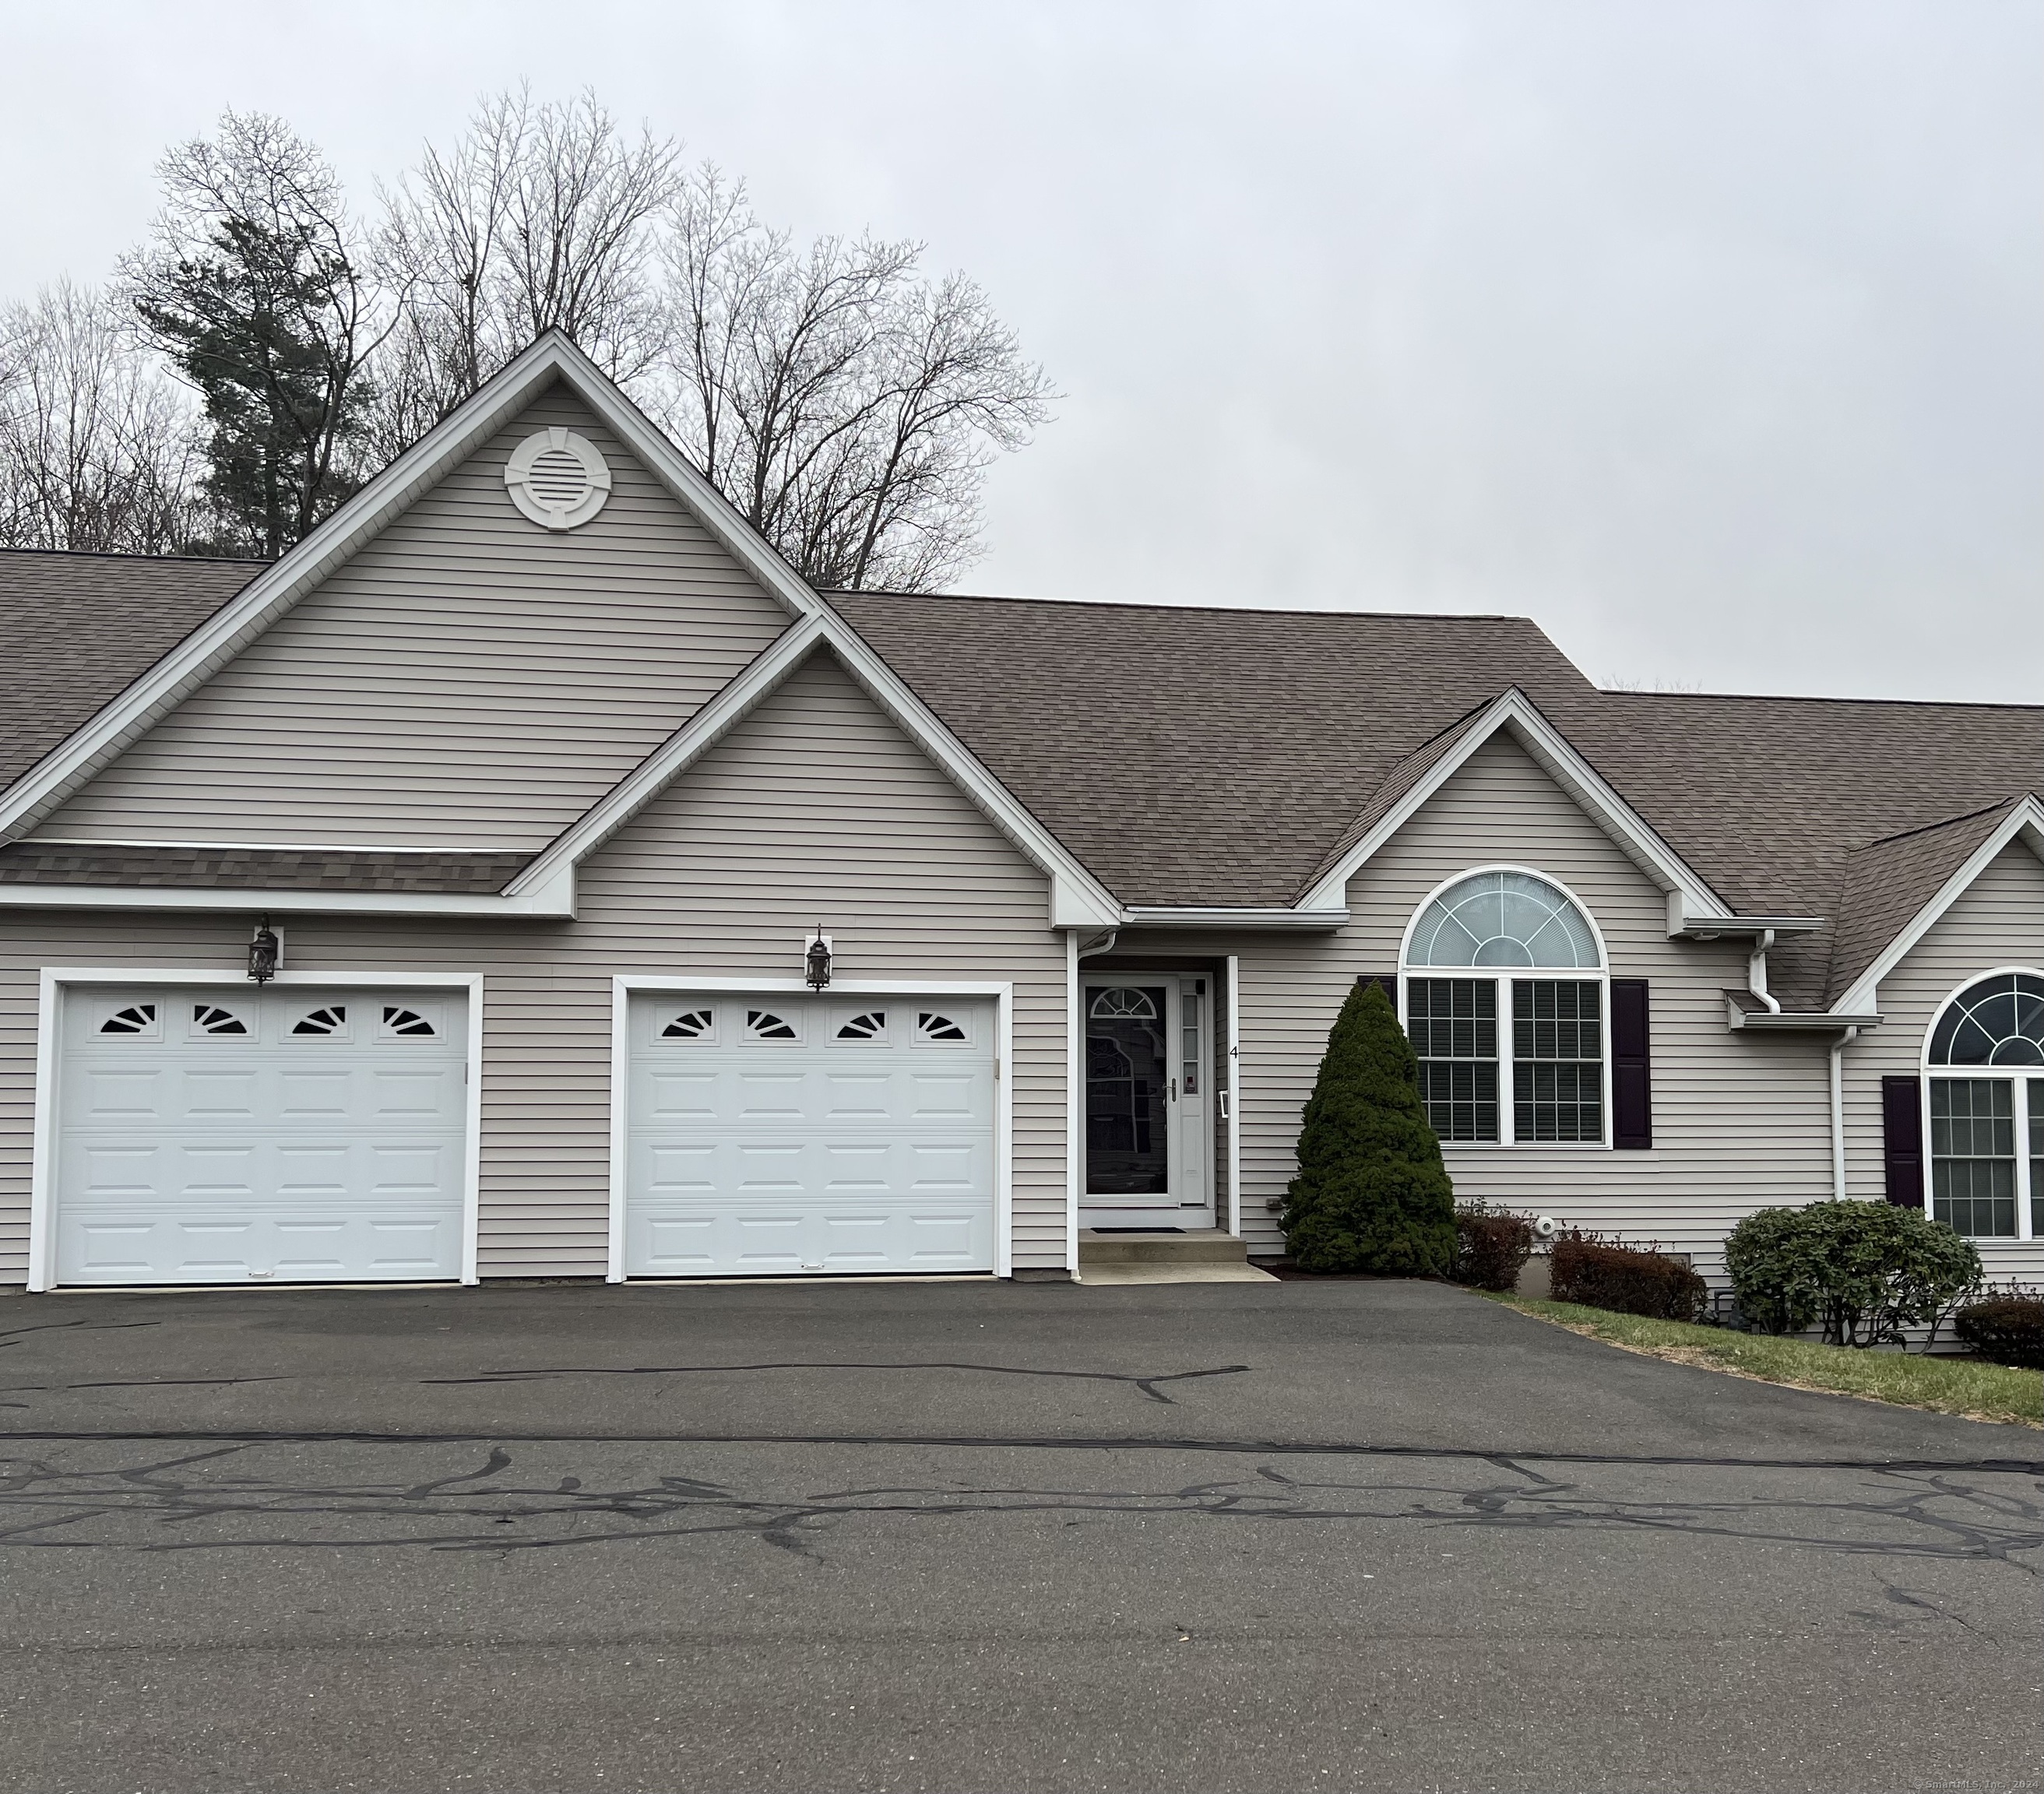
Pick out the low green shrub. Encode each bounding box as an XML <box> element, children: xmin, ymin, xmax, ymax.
<box><xmin>1953</xmin><ymin>1291</ymin><xmax>2044</xmax><ymax>1370</ymax></box>
<box><xmin>1452</xmin><ymin>1203</ymin><xmax>1536</xmax><ymax>1293</ymax></box>
<box><xmin>1550</xmin><ymin>1237</ymin><xmax>1707</xmax><ymax>1321</ymax></box>
<box><xmin>1724</xmin><ymin>1202</ymin><xmax>1981</xmax><ymax>1349</ymax></box>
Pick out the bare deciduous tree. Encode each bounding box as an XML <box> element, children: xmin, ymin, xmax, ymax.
<box><xmin>656</xmin><ymin>167</ymin><xmax>1054</xmax><ymax>592</ymax></box>
<box><xmin>371</xmin><ymin>87</ymin><xmax>678</xmax><ymax>456</ymax></box>
<box><xmin>124</xmin><ymin>111</ymin><xmax>382</xmax><ymax>557</ymax></box>
<box><xmin>0</xmin><ymin>280</ymin><xmax>201</xmax><ymax>554</ymax></box>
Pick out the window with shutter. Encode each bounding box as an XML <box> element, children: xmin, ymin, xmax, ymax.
<box><xmin>1881</xmin><ymin>1075</ymin><xmax>1924</xmax><ymax>1207</ymax></box>
<box><xmin>1610</xmin><ymin>979</ymin><xmax>1652</xmax><ymax>1149</ymax></box>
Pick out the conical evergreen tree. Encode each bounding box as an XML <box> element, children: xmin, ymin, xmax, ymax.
<box><xmin>1282</xmin><ymin>982</ymin><xmax>1456</xmax><ymax>1275</ymax></box>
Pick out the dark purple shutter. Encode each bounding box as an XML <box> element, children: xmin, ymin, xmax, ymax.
<box><xmin>1610</xmin><ymin>978</ymin><xmax>1652</xmax><ymax>1149</ymax></box>
<box><xmin>1356</xmin><ymin>973</ymin><xmax>1398</xmax><ymax>1018</ymax></box>
<box><xmin>1882</xmin><ymin>1075</ymin><xmax>1924</xmax><ymax>1205</ymax></box>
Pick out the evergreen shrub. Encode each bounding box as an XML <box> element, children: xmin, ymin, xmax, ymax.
<box><xmin>1453</xmin><ymin>1202</ymin><xmax>1536</xmax><ymax>1292</ymax></box>
<box><xmin>1724</xmin><ymin>1203</ymin><xmax>1981</xmax><ymax>1348</ymax></box>
<box><xmin>1550</xmin><ymin>1237</ymin><xmax>1708</xmax><ymax>1321</ymax></box>
<box><xmin>1953</xmin><ymin>1291</ymin><xmax>2044</xmax><ymax>1370</ymax></box>
<box><xmin>1282</xmin><ymin>982</ymin><xmax>1456</xmax><ymax>1275</ymax></box>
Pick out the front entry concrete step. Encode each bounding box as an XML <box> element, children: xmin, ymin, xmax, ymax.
<box><xmin>1076</xmin><ymin>1228</ymin><xmax>1278</xmax><ymax>1285</ymax></box>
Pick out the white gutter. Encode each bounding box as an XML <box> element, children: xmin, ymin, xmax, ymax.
<box><xmin>1120</xmin><ymin>906</ymin><xmax>1349</xmax><ymax>931</ymax></box>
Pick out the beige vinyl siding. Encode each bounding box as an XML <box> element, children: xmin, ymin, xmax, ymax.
<box><xmin>1842</xmin><ymin>840</ymin><xmax>2044</xmax><ymax>1282</ymax></box>
<box><xmin>0</xmin><ymin>650</ymin><xmax>1068</xmax><ymax>1282</ymax></box>
<box><xmin>39</xmin><ymin>383</ymin><xmax>789</xmax><ymax>850</ymax></box>
<box><xmin>1119</xmin><ymin>733</ymin><xmax>1837</xmax><ymax>1268</ymax></box>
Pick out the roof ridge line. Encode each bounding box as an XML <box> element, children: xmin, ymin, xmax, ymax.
<box><xmin>1853</xmin><ymin>796</ymin><xmax>2020</xmax><ymax>853</ymax></box>
<box><xmin>826</xmin><ymin>588</ymin><xmax>1546</xmax><ymax>625</ymax></box>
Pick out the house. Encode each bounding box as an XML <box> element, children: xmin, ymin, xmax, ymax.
<box><xmin>2</xmin><ymin>332</ymin><xmax>2040</xmax><ymax>1295</ymax></box>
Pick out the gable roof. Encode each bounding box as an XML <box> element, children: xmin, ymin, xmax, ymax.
<box><xmin>1553</xmin><ymin>692</ymin><xmax>2044</xmax><ymax>1008</ymax></box>
<box><xmin>826</xmin><ymin>590</ymin><xmax>1600</xmax><ymax>906</ymax></box>
<box><xmin>2</xmin><ymin>345</ymin><xmax>2039</xmax><ymax>993</ymax></box>
<box><xmin>1822</xmin><ymin>800</ymin><xmax>2019</xmax><ymax>1008</ymax></box>
<box><xmin>0</xmin><ymin>549</ymin><xmax>264</xmax><ymax>793</ymax></box>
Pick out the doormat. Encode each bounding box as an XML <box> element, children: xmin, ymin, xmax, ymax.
<box><xmin>1087</xmin><ymin>1226</ymin><xmax>1186</xmax><ymax>1233</ymax></box>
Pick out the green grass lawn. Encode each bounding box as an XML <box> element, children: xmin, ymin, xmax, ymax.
<box><xmin>1482</xmin><ymin>1293</ymin><xmax>2042</xmax><ymax>1427</ymax></box>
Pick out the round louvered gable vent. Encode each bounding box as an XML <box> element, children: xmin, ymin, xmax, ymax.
<box><xmin>505</xmin><ymin>428</ymin><xmax>612</xmax><ymax>530</ymax></box>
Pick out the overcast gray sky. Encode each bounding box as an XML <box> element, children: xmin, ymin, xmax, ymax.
<box><xmin>5</xmin><ymin>1</ymin><xmax>2039</xmax><ymax>702</ymax></box>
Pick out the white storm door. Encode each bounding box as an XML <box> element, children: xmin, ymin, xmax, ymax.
<box><xmin>624</xmin><ymin>994</ymin><xmax>997</xmax><ymax>1277</ymax></box>
<box><xmin>54</xmin><ymin>986</ymin><xmax>468</xmax><ymax>1286</ymax></box>
<box><xmin>1081</xmin><ymin>981</ymin><xmax>1204</xmax><ymax>1224</ymax></box>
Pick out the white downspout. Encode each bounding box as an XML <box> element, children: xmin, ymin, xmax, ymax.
<box><xmin>1829</xmin><ymin>1025</ymin><xmax>1861</xmax><ymax>1201</ymax></box>
<box><xmin>1748</xmin><ymin>928</ymin><xmax>1781</xmax><ymax>1014</ymax></box>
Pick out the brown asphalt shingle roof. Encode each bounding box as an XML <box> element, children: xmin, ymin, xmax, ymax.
<box><xmin>826</xmin><ymin>592</ymin><xmax>1600</xmax><ymax>907</ymax></box>
<box><xmin>0</xmin><ymin>549</ymin><xmax>265</xmax><ymax>793</ymax></box>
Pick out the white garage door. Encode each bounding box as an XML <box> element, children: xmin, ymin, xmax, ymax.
<box><xmin>624</xmin><ymin>992</ymin><xmax>997</xmax><ymax>1277</ymax></box>
<box><xmin>53</xmin><ymin>986</ymin><xmax>469</xmax><ymax>1286</ymax></box>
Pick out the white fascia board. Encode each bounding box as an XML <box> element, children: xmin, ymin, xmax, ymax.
<box><xmin>1297</xmin><ymin>691</ymin><xmax>1729</xmax><ymax>919</ymax></box>
<box><xmin>503</xmin><ymin>617</ymin><xmax>827</xmax><ymax>895</ymax></box>
<box><xmin>1831</xmin><ymin>798</ymin><xmax>2044</xmax><ymax>1017</ymax></box>
<box><xmin>818</xmin><ymin>635</ymin><xmax>1125</xmax><ymax>929</ymax></box>
<box><xmin>1121</xmin><ymin>906</ymin><xmax>1352</xmax><ymax>930</ymax></box>
<box><xmin>0</xmin><ymin>858</ymin><xmax>575</xmax><ymax>919</ymax></box>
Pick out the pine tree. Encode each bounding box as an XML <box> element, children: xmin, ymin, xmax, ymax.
<box><xmin>1282</xmin><ymin>982</ymin><xmax>1456</xmax><ymax>1275</ymax></box>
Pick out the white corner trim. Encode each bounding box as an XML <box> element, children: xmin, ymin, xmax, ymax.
<box><xmin>1833</xmin><ymin>799</ymin><xmax>2044</xmax><ymax>1017</ymax></box>
<box><xmin>1225</xmin><ymin>952</ymin><xmax>1243</xmax><ymax>1240</ymax></box>
<box><xmin>605</xmin><ymin>975</ymin><xmax>1017</xmax><ymax>1282</ymax></box>
<box><xmin>1296</xmin><ymin>690</ymin><xmax>1729</xmax><ymax>920</ymax></box>
<box><xmin>27</xmin><ymin>967</ymin><xmax>485</xmax><ymax>1294</ymax></box>
<box><xmin>1064</xmin><ymin>930</ymin><xmax>1081</xmax><ymax>1272</ymax></box>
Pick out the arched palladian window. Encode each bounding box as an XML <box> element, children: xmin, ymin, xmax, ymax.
<box><xmin>1924</xmin><ymin>972</ymin><xmax>2044</xmax><ymax>1240</ymax></box>
<box><xmin>1402</xmin><ymin>871</ymin><xmax>1606</xmax><ymax>1147</ymax></box>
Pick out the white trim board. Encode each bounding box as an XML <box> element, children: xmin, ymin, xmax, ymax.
<box><xmin>606</xmin><ymin>974</ymin><xmax>1017</xmax><ymax>1283</ymax></box>
<box><xmin>27</xmin><ymin>967</ymin><xmax>485</xmax><ymax>1294</ymax></box>
<box><xmin>1296</xmin><ymin>688</ymin><xmax>1732</xmax><ymax>923</ymax></box>
<box><xmin>0</xmin><ymin>864</ymin><xmax>575</xmax><ymax>918</ymax></box>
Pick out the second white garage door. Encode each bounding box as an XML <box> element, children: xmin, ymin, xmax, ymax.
<box><xmin>622</xmin><ymin>992</ymin><xmax>998</xmax><ymax>1277</ymax></box>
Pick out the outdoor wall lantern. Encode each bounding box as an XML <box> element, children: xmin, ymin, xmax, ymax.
<box><xmin>248</xmin><ymin>918</ymin><xmax>280</xmax><ymax>983</ymax></box>
<box><xmin>804</xmin><ymin>925</ymin><xmax>833</xmax><ymax>990</ymax></box>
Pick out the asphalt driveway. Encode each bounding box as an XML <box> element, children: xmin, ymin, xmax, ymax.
<box><xmin>2</xmin><ymin>1277</ymin><xmax>2038</xmax><ymax>1794</ymax></box>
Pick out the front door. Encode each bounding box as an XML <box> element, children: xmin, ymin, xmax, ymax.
<box><xmin>1081</xmin><ymin>980</ymin><xmax>1211</xmax><ymax>1226</ymax></box>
